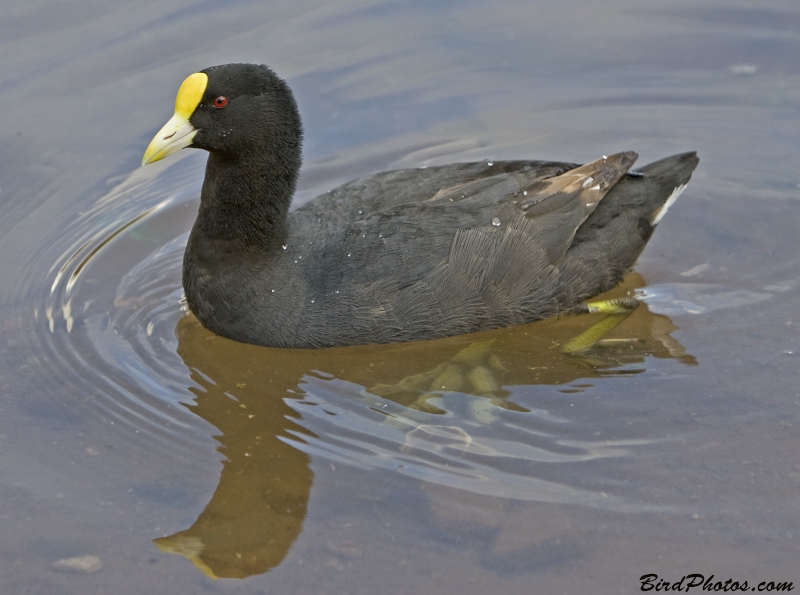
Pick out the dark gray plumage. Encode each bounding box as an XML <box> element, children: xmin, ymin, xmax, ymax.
<box><xmin>145</xmin><ymin>63</ymin><xmax>699</xmax><ymax>348</ymax></box>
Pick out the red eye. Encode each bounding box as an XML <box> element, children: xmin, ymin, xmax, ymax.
<box><xmin>212</xmin><ymin>96</ymin><xmax>228</xmax><ymax>109</ymax></box>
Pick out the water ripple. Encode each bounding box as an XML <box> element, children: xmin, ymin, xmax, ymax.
<box><xmin>283</xmin><ymin>376</ymin><xmax>668</xmax><ymax>512</ymax></box>
<box><xmin>29</xmin><ymin>155</ymin><xmax>208</xmax><ymax>457</ymax></box>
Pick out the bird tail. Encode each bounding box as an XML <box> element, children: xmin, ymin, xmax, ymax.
<box><xmin>638</xmin><ymin>151</ymin><xmax>700</xmax><ymax>225</ymax></box>
<box><xmin>561</xmin><ymin>151</ymin><xmax>699</xmax><ymax>302</ymax></box>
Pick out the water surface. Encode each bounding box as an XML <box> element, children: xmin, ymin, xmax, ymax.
<box><xmin>2</xmin><ymin>0</ymin><xmax>799</xmax><ymax>593</ymax></box>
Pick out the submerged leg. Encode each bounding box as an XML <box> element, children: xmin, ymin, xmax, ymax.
<box><xmin>370</xmin><ymin>340</ymin><xmax>513</xmax><ymax>415</ymax></box>
<box><xmin>562</xmin><ymin>298</ymin><xmax>640</xmax><ymax>354</ymax></box>
<box><xmin>371</xmin><ymin>298</ymin><xmax>641</xmax><ymax>418</ymax></box>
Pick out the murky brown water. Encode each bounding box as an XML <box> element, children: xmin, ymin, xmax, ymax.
<box><xmin>2</xmin><ymin>0</ymin><xmax>800</xmax><ymax>593</ymax></box>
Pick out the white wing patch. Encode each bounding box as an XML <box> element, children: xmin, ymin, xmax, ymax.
<box><xmin>650</xmin><ymin>183</ymin><xmax>687</xmax><ymax>225</ymax></box>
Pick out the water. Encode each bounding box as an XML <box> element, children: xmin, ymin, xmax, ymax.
<box><xmin>2</xmin><ymin>0</ymin><xmax>799</xmax><ymax>593</ymax></box>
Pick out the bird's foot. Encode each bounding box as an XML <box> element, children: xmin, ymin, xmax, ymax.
<box><xmin>562</xmin><ymin>298</ymin><xmax>640</xmax><ymax>355</ymax></box>
<box><xmin>371</xmin><ymin>339</ymin><xmax>523</xmax><ymax>419</ymax></box>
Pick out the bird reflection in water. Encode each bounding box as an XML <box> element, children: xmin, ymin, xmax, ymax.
<box><xmin>155</xmin><ymin>273</ymin><xmax>694</xmax><ymax>579</ymax></box>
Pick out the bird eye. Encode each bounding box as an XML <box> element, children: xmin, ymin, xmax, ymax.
<box><xmin>212</xmin><ymin>96</ymin><xmax>228</xmax><ymax>109</ymax></box>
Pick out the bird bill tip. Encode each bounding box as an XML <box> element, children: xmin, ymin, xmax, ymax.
<box><xmin>142</xmin><ymin>113</ymin><xmax>198</xmax><ymax>166</ymax></box>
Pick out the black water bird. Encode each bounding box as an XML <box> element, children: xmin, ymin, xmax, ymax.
<box><xmin>142</xmin><ymin>63</ymin><xmax>698</xmax><ymax>348</ymax></box>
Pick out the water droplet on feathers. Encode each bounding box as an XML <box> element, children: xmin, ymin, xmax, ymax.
<box><xmin>492</xmin><ymin>217</ymin><xmax>501</xmax><ymax>226</ymax></box>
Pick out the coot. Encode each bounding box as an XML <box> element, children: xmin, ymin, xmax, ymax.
<box><xmin>142</xmin><ymin>63</ymin><xmax>698</xmax><ymax>348</ymax></box>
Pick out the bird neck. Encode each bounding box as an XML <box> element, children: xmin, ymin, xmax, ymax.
<box><xmin>192</xmin><ymin>150</ymin><xmax>299</xmax><ymax>254</ymax></box>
